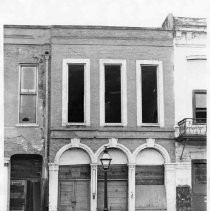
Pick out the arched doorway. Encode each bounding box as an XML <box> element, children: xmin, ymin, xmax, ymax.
<box><xmin>135</xmin><ymin>148</ymin><xmax>166</xmax><ymax>211</ymax></box>
<box><xmin>10</xmin><ymin>154</ymin><xmax>43</xmax><ymax>211</ymax></box>
<box><xmin>58</xmin><ymin>148</ymin><xmax>91</xmax><ymax>211</ymax></box>
<box><xmin>97</xmin><ymin>148</ymin><xmax>128</xmax><ymax>211</ymax></box>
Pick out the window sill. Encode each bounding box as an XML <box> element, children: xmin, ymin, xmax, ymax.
<box><xmin>65</xmin><ymin>123</ymin><xmax>89</xmax><ymax>126</ymax></box>
<box><xmin>102</xmin><ymin>123</ymin><xmax>125</xmax><ymax>127</ymax></box>
<box><xmin>139</xmin><ymin>123</ymin><xmax>160</xmax><ymax>127</ymax></box>
<box><xmin>16</xmin><ymin>123</ymin><xmax>39</xmax><ymax>127</ymax></box>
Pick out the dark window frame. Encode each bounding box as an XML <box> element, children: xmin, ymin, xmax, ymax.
<box><xmin>192</xmin><ymin>90</ymin><xmax>207</xmax><ymax>122</ymax></box>
<box><xmin>18</xmin><ymin>64</ymin><xmax>38</xmax><ymax>124</ymax></box>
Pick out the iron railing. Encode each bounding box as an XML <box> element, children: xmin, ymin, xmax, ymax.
<box><xmin>177</xmin><ymin>118</ymin><xmax>207</xmax><ymax>137</ymax></box>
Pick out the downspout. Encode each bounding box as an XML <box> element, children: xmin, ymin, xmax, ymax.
<box><xmin>44</xmin><ymin>51</ymin><xmax>50</xmax><ymax>211</ymax></box>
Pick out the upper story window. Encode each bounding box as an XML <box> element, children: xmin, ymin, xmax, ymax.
<box><xmin>62</xmin><ymin>59</ymin><xmax>90</xmax><ymax>126</ymax></box>
<box><xmin>100</xmin><ymin>59</ymin><xmax>127</xmax><ymax>126</ymax></box>
<box><xmin>136</xmin><ymin>60</ymin><xmax>164</xmax><ymax>127</ymax></box>
<box><xmin>193</xmin><ymin>90</ymin><xmax>207</xmax><ymax>123</ymax></box>
<box><xmin>19</xmin><ymin>65</ymin><xmax>38</xmax><ymax>124</ymax></box>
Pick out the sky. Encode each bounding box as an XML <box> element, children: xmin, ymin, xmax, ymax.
<box><xmin>0</xmin><ymin>0</ymin><xmax>209</xmax><ymax>27</ymax></box>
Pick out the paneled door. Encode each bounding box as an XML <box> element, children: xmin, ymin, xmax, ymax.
<box><xmin>58</xmin><ymin>165</ymin><xmax>90</xmax><ymax>211</ymax></box>
<box><xmin>59</xmin><ymin>180</ymin><xmax>90</xmax><ymax>211</ymax></box>
<box><xmin>192</xmin><ymin>160</ymin><xmax>207</xmax><ymax>211</ymax></box>
<box><xmin>97</xmin><ymin>165</ymin><xmax>128</xmax><ymax>211</ymax></box>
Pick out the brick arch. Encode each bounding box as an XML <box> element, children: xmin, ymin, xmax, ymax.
<box><xmin>95</xmin><ymin>140</ymin><xmax>133</xmax><ymax>164</ymax></box>
<box><xmin>133</xmin><ymin>142</ymin><xmax>171</xmax><ymax>163</ymax></box>
<box><xmin>54</xmin><ymin>141</ymin><xmax>95</xmax><ymax>164</ymax></box>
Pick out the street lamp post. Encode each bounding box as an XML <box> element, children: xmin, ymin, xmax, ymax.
<box><xmin>100</xmin><ymin>146</ymin><xmax>112</xmax><ymax>211</ymax></box>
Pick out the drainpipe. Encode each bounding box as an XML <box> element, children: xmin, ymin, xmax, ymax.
<box><xmin>44</xmin><ymin>51</ymin><xmax>50</xmax><ymax>211</ymax></box>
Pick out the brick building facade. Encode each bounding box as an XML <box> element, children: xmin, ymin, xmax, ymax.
<box><xmin>3</xmin><ymin>14</ymin><xmax>206</xmax><ymax>211</ymax></box>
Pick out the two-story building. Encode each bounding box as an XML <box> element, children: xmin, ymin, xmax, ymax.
<box><xmin>47</xmin><ymin>25</ymin><xmax>175</xmax><ymax>211</ymax></box>
<box><xmin>4</xmin><ymin>20</ymin><xmax>177</xmax><ymax>211</ymax></box>
<box><xmin>163</xmin><ymin>14</ymin><xmax>207</xmax><ymax>211</ymax></box>
<box><xmin>4</xmin><ymin>26</ymin><xmax>51</xmax><ymax>211</ymax></box>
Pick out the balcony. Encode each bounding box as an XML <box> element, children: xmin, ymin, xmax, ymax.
<box><xmin>176</xmin><ymin>118</ymin><xmax>207</xmax><ymax>142</ymax></box>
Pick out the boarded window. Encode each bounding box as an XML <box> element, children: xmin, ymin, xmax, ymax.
<box><xmin>141</xmin><ymin>65</ymin><xmax>158</xmax><ymax>123</ymax></box>
<box><xmin>193</xmin><ymin>91</ymin><xmax>207</xmax><ymax>122</ymax></box>
<box><xmin>135</xmin><ymin>165</ymin><xmax>164</xmax><ymax>185</ymax></box>
<box><xmin>135</xmin><ymin>165</ymin><xmax>166</xmax><ymax>210</ymax></box>
<box><xmin>19</xmin><ymin>66</ymin><xmax>37</xmax><ymax>123</ymax></box>
<box><xmin>68</xmin><ymin>65</ymin><xmax>84</xmax><ymax>123</ymax></box>
<box><xmin>105</xmin><ymin>65</ymin><xmax>121</xmax><ymax>123</ymax></box>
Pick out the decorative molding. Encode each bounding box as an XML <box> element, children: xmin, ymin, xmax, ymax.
<box><xmin>133</xmin><ymin>142</ymin><xmax>171</xmax><ymax>163</ymax></box>
<box><xmin>186</xmin><ymin>55</ymin><xmax>207</xmax><ymax>60</ymax></box>
<box><xmin>128</xmin><ymin>164</ymin><xmax>136</xmax><ymax>169</ymax></box>
<box><xmin>71</xmin><ymin>138</ymin><xmax>80</xmax><ymax>147</ymax></box>
<box><xmin>48</xmin><ymin>163</ymin><xmax>59</xmax><ymax>171</ymax></box>
<box><xmin>4</xmin><ymin>158</ymin><xmax>10</xmax><ymax>167</ymax></box>
<box><xmin>95</xmin><ymin>142</ymin><xmax>133</xmax><ymax>163</ymax></box>
<box><xmin>146</xmin><ymin>138</ymin><xmax>155</xmax><ymax>147</ymax></box>
<box><xmin>109</xmin><ymin>138</ymin><xmax>118</xmax><ymax>147</ymax></box>
<box><xmin>54</xmin><ymin>142</ymin><xmax>95</xmax><ymax>163</ymax></box>
<box><xmin>99</xmin><ymin>59</ymin><xmax>127</xmax><ymax>126</ymax></box>
<box><xmin>165</xmin><ymin>163</ymin><xmax>176</xmax><ymax>170</ymax></box>
<box><xmin>62</xmin><ymin>59</ymin><xmax>90</xmax><ymax>126</ymax></box>
<box><xmin>136</xmin><ymin>60</ymin><xmax>164</xmax><ymax>127</ymax></box>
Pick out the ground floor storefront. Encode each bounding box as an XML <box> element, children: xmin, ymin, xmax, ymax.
<box><xmin>48</xmin><ymin>138</ymin><xmax>176</xmax><ymax>211</ymax></box>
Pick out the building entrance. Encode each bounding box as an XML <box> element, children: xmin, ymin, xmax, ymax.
<box><xmin>58</xmin><ymin>165</ymin><xmax>90</xmax><ymax>211</ymax></box>
<box><xmin>192</xmin><ymin>160</ymin><xmax>207</xmax><ymax>211</ymax></box>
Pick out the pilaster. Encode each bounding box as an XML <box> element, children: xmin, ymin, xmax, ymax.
<box><xmin>128</xmin><ymin>164</ymin><xmax>136</xmax><ymax>211</ymax></box>
<box><xmin>49</xmin><ymin>163</ymin><xmax>59</xmax><ymax>211</ymax></box>
<box><xmin>165</xmin><ymin>163</ymin><xmax>176</xmax><ymax>211</ymax></box>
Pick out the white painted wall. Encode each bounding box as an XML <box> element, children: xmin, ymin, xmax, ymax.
<box><xmin>59</xmin><ymin>148</ymin><xmax>91</xmax><ymax>165</ymax></box>
<box><xmin>136</xmin><ymin>148</ymin><xmax>164</xmax><ymax>165</ymax></box>
<box><xmin>174</xmin><ymin>46</ymin><xmax>207</xmax><ymax>124</ymax></box>
<box><xmin>97</xmin><ymin>148</ymin><xmax>128</xmax><ymax>164</ymax></box>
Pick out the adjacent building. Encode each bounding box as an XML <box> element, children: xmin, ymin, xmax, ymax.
<box><xmin>163</xmin><ymin>14</ymin><xmax>207</xmax><ymax>211</ymax></box>
<box><xmin>3</xmin><ymin>26</ymin><xmax>51</xmax><ymax>211</ymax></box>
<box><xmin>3</xmin><ymin>14</ymin><xmax>206</xmax><ymax>211</ymax></box>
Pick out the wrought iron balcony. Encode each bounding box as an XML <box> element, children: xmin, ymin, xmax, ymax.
<box><xmin>176</xmin><ymin>118</ymin><xmax>207</xmax><ymax>142</ymax></box>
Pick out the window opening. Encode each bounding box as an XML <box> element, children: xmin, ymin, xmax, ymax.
<box><xmin>105</xmin><ymin>65</ymin><xmax>121</xmax><ymax>123</ymax></box>
<box><xmin>141</xmin><ymin>65</ymin><xmax>158</xmax><ymax>123</ymax></box>
<box><xmin>68</xmin><ymin>64</ymin><xmax>84</xmax><ymax>123</ymax></box>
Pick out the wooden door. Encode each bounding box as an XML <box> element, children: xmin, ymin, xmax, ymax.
<box><xmin>192</xmin><ymin>160</ymin><xmax>207</xmax><ymax>211</ymax></box>
<box><xmin>58</xmin><ymin>165</ymin><xmax>90</xmax><ymax>211</ymax></box>
<box><xmin>135</xmin><ymin>165</ymin><xmax>166</xmax><ymax>211</ymax></box>
<box><xmin>97</xmin><ymin>165</ymin><xmax>128</xmax><ymax>211</ymax></box>
<box><xmin>59</xmin><ymin>180</ymin><xmax>90</xmax><ymax>211</ymax></box>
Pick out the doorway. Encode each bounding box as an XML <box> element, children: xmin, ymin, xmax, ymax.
<box><xmin>58</xmin><ymin>165</ymin><xmax>90</xmax><ymax>211</ymax></box>
<box><xmin>9</xmin><ymin>154</ymin><xmax>42</xmax><ymax>211</ymax></box>
<box><xmin>192</xmin><ymin>160</ymin><xmax>207</xmax><ymax>211</ymax></box>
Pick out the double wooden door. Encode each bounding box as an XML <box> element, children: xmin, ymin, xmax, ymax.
<box><xmin>58</xmin><ymin>165</ymin><xmax>90</xmax><ymax>211</ymax></box>
<box><xmin>192</xmin><ymin>160</ymin><xmax>207</xmax><ymax>211</ymax></box>
<box><xmin>59</xmin><ymin>180</ymin><xmax>90</xmax><ymax>211</ymax></box>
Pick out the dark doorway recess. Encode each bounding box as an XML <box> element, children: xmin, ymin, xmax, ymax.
<box><xmin>10</xmin><ymin>154</ymin><xmax>43</xmax><ymax>211</ymax></box>
<box><xmin>192</xmin><ymin>160</ymin><xmax>207</xmax><ymax>211</ymax></box>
